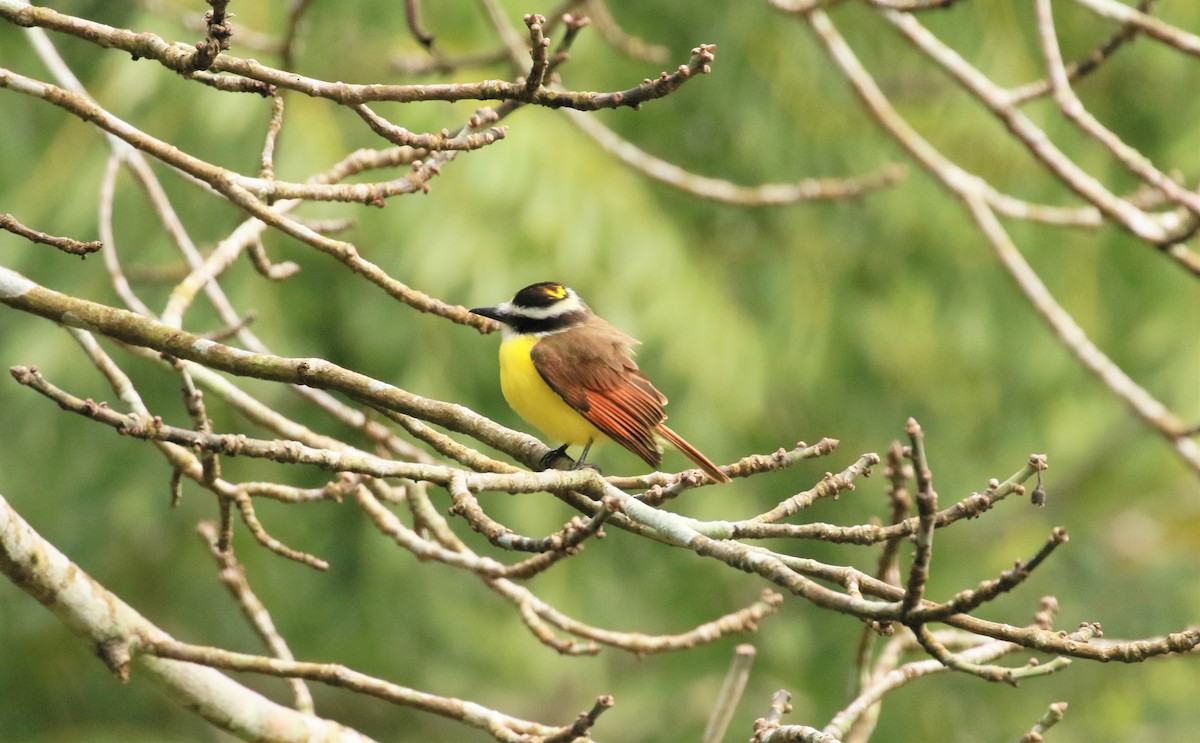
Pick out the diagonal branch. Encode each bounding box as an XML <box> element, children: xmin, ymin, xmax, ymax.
<box><xmin>197</xmin><ymin>522</ymin><xmax>314</xmax><ymax>713</ymax></box>
<box><xmin>1072</xmin><ymin>0</ymin><xmax>1200</xmax><ymax>56</ymax></box>
<box><xmin>1009</xmin><ymin>0</ymin><xmax>1155</xmax><ymax>105</ymax></box>
<box><xmin>875</xmin><ymin>7</ymin><xmax>1200</xmax><ymax>257</ymax></box>
<box><xmin>962</xmin><ymin>193</ymin><xmax>1200</xmax><ymax>475</ymax></box>
<box><xmin>0</xmin><ymin>493</ymin><xmax>373</xmax><ymax>741</ymax></box>
<box><xmin>791</xmin><ymin>8</ymin><xmax>1200</xmax><ymax>476</ymax></box>
<box><xmin>1035</xmin><ymin>0</ymin><xmax>1200</xmax><ymax>215</ymax></box>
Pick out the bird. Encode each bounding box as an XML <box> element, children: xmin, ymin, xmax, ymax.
<box><xmin>470</xmin><ymin>281</ymin><xmax>731</xmax><ymax>483</ymax></box>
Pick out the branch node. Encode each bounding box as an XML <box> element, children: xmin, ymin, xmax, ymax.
<box><xmin>96</xmin><ymin>637</ymin><xmax>133</xmax><ymax>682</ymax></box>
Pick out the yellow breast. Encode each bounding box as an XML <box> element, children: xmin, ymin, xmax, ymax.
<box><xmin>498</xmin><ymin>334</ymin><xmax>607</xmax><ymax>446</ymax></box>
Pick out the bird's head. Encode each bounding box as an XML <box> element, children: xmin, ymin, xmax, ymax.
<box><xmin>470</xmin><ymin>282</ymin><xmax>591</xmax><ymax>335</ymax></box>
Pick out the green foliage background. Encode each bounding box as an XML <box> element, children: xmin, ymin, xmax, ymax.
<box><xmin>1</xmin><ymin>1</ymin><xmax>1198</xmax><ymax>741</ymax></box>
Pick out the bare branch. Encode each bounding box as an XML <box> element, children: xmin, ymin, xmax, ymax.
<box><xmin>0</xmin><ymin>493</ymin><xmax>372</xmax><ymax>741</ymax></box>
<box><xmin>0</xmin><ymin>3</ymin><xmax>717</xmax><ymax>111</ymax></box>
<box><xmin>911</xmin><ymin>623</ymin><xmax>1072</xmax><ymax>685</ymax></box>
<box><xmin>829</xmin><ymin>635</ymin><xmax>1026</xmax><ymax>739</ymax></box>
<box><xmin>632</xmin><ymin>438</ymin><xmax>840</xmax><ymax>504</ymax></box>
<box><xmin>145</xmin><ymin>637</ymin><xmax>577</xmax><ymax>739</ymax></box>
<box><xmin>900</xmin><ymin>419</ymin><xmax>937</xmax><ymax>616</ymax></box>
<box><xmin>728</xmin><ymin>454</ymin><xmax>1044</xmax><ymax>543</ymax></box>
<box><xmin>753</xmin><ymin>688</ymin><xmax>839</xmax><ymax>742</ymax></box>
<box><xmin>521</xmin><ymin>13</ymin><xmax>550</xmax><ymax>97</ymax></box>
<box><xmin>0</xmin><ymin>212</ymin><xmax>102</xmax><ymax>256</ymax></box>
<box><xmin>543</xmin><ymin>695</ymin><xmax>615</xmax><ymax>743</ymax></box>
<box><xmin>789</xmin><ymin>7</ymin><xmax>1200</xmax><ymax>476</ymax></box>
<box><xmin>197</xmin><ymin>522</ymin><xmax>314</xmax><ymax>713</ymax></box>
<box><xmin>869</xmin><ymin>0</ymin><xmax>964</xmax><ymax>9</ymax></box>
<box><xmin>258</xmin><ymin>93</ymin><xmax>285</xmax><ymax>180</ymax></box>
<box><xmin>752</xmin><ymin>452</ymin><xmax>879</xmax><ymax>523</ymax></box>
<box><xmin>352</xmin><ymin>103</ymin><xmax>507</xmax><ymax>151</ymax></box>
<box><xmin>402</xmin><ymin>0</ymin><xmax>435</xmax><ymax>49</ymax></box>
<box><xmin>280</xmin><ymin>0</ymin><xmax>315</xmax><ymax>68</ymax></box>
<box><xmin>97</xmin><ymin>155</ymin><xmax>152</xmax><ymax>315</ymax></box>
<box><xmin>1009</xmin><ymin>0</ymin><xmax>1155</xmax><ymax>105</ymax></box>
<box><xmin>1019</xmin><ymin>701</ymin><xmax>1069</xmax><ymax>743</ymax></box>
<box><xmin>962</xmin><ymin>194</ymin><xmax>1200</xmax><ymax>475</ymax></box>
<box><xmin>876</xmin><ymin>7</ymin><xmax>1199</xmax><ymax>254</ymax></box>
<box><xmin>702</xmin><ymin>644</ymin><xmax>757</xmax><ymax>743</ymax></box>
<box><xmin>568</xmin><ymin>111</ymin><xmax>905</xmax><ymax>205</ymax></box>
<box><xmin>1035</xmin><ymin>0</ymin><xmax>1200</xmax><ymax>215</ymax></box>
<box><xmin>1072</xmin><ymin>0</ymin><xmax>1200</xmax><ymax>57</ymax></box>
<box><xmin>247</xmin><ymin>239</ymin><xmax>300</xmax><ymax>281</ymax></box>
<box><xmin>905</xmin><ymin>527</ymin><xmax>1069</xmax><ymax>623</ymax></box>
<box><xmin>189</xmin><ymin>0</ymin><xmax>233</xmax><ymax>71</ymax></box>
<box><xmin>584</xmin><ymin>0</ymin><xmax>670</xmax><ymax>64</ymax></box>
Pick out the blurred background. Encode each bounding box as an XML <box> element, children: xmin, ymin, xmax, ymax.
<box><xmin>1</xmin><ymin>1</ymin><xmax>1198</xmax><ymax>740</ymax></box>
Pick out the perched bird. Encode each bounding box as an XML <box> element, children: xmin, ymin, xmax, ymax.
<box><xmin>470</xmin><ymin>282</ymin><xmax>730</xmax><ymax>483</ymax></box>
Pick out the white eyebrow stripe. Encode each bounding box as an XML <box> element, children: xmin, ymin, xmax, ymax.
<box><xmin>507</xmin><ymin>293</ymin><xmax>584</xmax><ymax>319</ymax></box>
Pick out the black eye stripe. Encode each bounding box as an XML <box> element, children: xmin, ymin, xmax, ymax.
<box><xmin>508</xmin><ymin>309</ymin><xmax>587</xmax><ymax>334</ymax></box>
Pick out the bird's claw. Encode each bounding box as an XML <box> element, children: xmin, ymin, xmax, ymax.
<box><xmin>539</xmin><ymin>444</ymin><xmax>571</xmax><ymax>471</ymax></box>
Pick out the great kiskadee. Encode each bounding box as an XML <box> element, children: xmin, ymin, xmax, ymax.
<box><xmin>470</xmin><ymin>282</ymin><xmax>730</xmax><ymax>483</ymax></box>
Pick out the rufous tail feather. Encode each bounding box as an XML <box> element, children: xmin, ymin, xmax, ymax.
<box><xmin>656</xmin><ymin>424</ymin><xmax>731</xmax><ymax>483</ymax></box>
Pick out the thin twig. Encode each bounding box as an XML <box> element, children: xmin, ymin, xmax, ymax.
<box><xmin>900</xmin><ymin>419</ymin><xmax>937</xmax><ymax>616</ymax></box>
<box><xmin>0</xmin><ymin>212</ymin><xmax>102</xmax><ymax>256</ymax></box>
<box><xmin>910</xmin><ymin>624</ymin><xmax>1072</xmax><ymax>685</ymax></box>
<box><xmin>568</xmin><ymin>111</ymin><xmax>905</xmax><ymax>205</ymax></box>
<box><xmin>584</xmin><ymin>0</ymin><xmax>669</xmax><ymax>64</ymax></box>
<box><xmin>280</xmin><ymin>0</ymin><xmax>314</xmax><ymax>68</ymax></box>
<box><xmin>143</xmin><ymin>637</ymin><xmax>576</xmax><ymax>739</ymax></box>
<box><xmin>1035</xmin><ymin>0</ymin><xmax>1200</xmax><ymax>214</ymax></box>
<box><xmin>1072</xmin><ymin>0</ymin><xmax>1200</xmax><ymax>57</ymax></box>
<box><xmin>753</xmin><ymin>453</ymin><xmax>879</xmax><ymax>523</ymax></box>
<box><xmin>702</xmin><ymin>644</ymin><xmax>757</xmax><ymax>743</ymax></box>
<box><xmin>1009</xmin><ymin>0</ymin><xmax>1155</xmax><ymax>105</ymax></box>
<box><xmin>3</xmin><ymin>4</ymin><xmax>718</xmax><ymax>110</ymax></box>
<box><xmin>1019</xmin><ymin>701</ymin><xmax>1069</xmax><ymax>743</ymax></box>
<box><xmin>197</xmin><ymin>521</ymin><xmax>315</xmax><ymax>713</ymax></box>
<box><xmin>259</xmin><ymin>93</ymin><xmax>285</xmax><ymax>180</ymax></box>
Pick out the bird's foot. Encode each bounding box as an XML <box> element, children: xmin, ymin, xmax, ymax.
<box><xmin>539</xmin><ymin>444</ymin><xmax>571</xmax><ymax>471</ymax></box>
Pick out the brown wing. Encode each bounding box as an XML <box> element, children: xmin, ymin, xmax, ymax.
<box><xmin>531</xmin><ymin>318</ymin><xmax>666</xmax><ymax>467</ymax></box>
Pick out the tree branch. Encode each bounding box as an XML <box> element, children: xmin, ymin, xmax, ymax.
<box><xmin>0</xmin><ymin>493</ymin><xmax>374</xmax><ymax>741</ymax></box>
